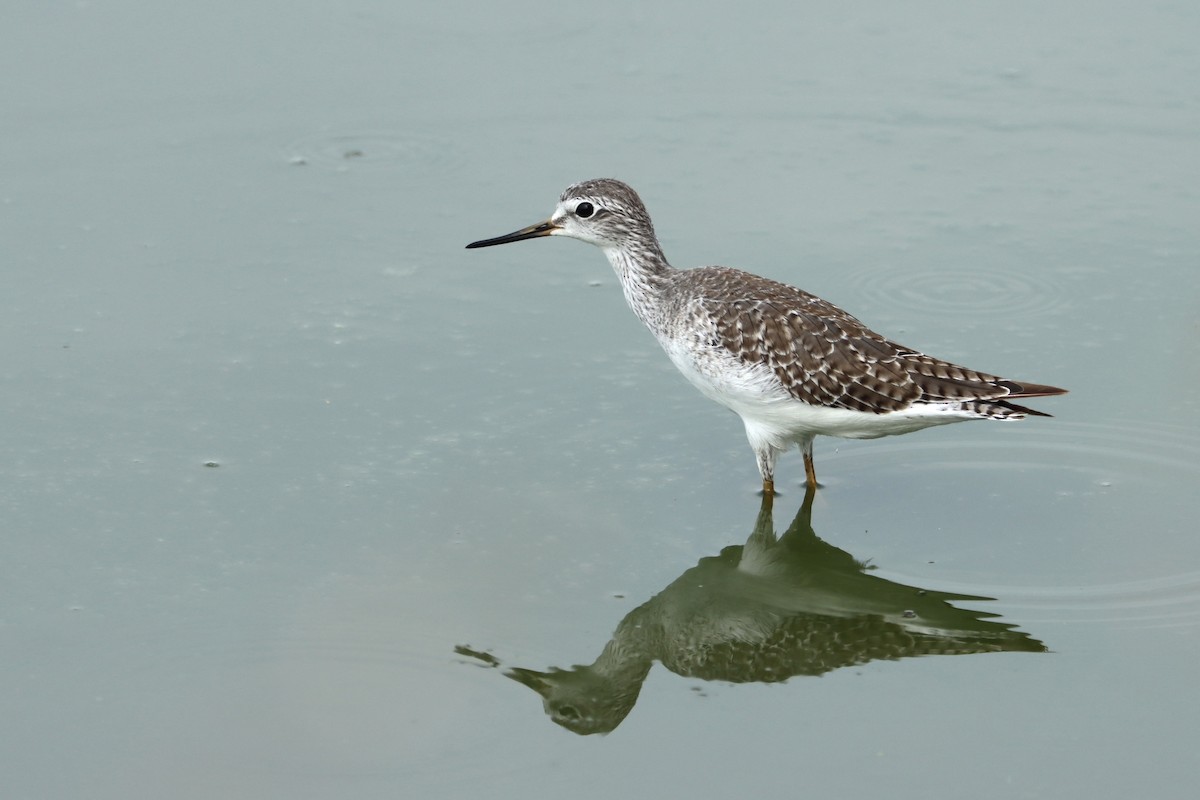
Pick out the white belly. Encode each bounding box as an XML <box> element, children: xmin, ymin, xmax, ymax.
<box><xmin>658</xmin><ymin>334</ymin><xmax>974</xmax><ymax>447</ymax></box>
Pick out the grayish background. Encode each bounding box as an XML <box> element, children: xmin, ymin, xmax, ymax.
<box><xmin>3</xmin><ymin>2</ymin><xmax>1198</xmax><ymax>798</ymax></box>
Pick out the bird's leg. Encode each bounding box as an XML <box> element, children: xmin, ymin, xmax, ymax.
<box><xmin>800</xmin><ymin>437</ymin><xmax>819</xmax><ymax>489</ymax></box>
<box><xmin>761</xmin><ymin>477</ymin><xmax>775</xmax><ymax>508</ymax></box>
<box><xmin>803</xmin><ymin>454</ymin><xmax>817</xmax><ymax>488</ymax></box>
<box><xmin>754</xmin><ymin>443</ymin><xmax>779</xmax><ymax>503</ymax></box>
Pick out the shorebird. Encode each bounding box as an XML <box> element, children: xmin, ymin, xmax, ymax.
<box><xmin>466</xmin><ymin>178</ymin><xmax>1065</xmax><ymax>494</ymax></box>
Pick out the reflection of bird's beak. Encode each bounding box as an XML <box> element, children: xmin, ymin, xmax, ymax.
<box><xmin>465</xmin><ymin>219</ymin><xmax>559</xmax><ymax>249</ymax></box>
<box><xmin>504</xmin><ymin>667</ymin><xmax>552</xmax><ymax>696</ymax></box>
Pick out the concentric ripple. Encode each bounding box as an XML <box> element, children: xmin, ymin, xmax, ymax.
<box><xmin>920</xmin><ymin>571</ymin><xmax>1200</xmax><ymax>629</ymax></box>
<box><xmin>842</xmin><ymin>260</ymin><xmax>1067</xmax><ymax>319</ymax></box>
<box><xmin>823</xmin><ymin>419</ymin><xmax>1200</xmax><ymax>630</ymax></box>
<box><xmin>828</xmin><ymin>419</ymin><xmax>1200</xmax><ymax>490</ymax></box>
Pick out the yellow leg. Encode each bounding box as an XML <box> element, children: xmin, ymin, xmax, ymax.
<box><xmin>803</xmin><ymin>451</ymin><xmax>818</xmax><ymax>489</ymax></box>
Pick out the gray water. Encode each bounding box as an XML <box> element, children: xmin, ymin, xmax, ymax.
<box><xmin>4</xmin><ymin>2</ymin><xmax>1199</xmax><ymax>798</ymax></box>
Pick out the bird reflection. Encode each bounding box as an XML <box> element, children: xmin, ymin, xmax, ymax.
<box><xmin>473</xmin><ymin>488</ymin><xmax>1045</xmax><ymax>735</ymax></box>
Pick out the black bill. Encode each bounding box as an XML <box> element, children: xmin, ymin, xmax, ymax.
<box><xmin>465</xmin><ymin>220</ymin><xmax>558</xmax><ymax>249</ymax></box>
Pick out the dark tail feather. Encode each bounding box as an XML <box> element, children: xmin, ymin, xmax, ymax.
<box><xmin>994</xmin><ymin>380</ymin><xmax>1067</xmax><ymax>417</ymax></box>
<box><xmin>996</xmin><ymin>380</ymin><xmax>1069</xmax><ymax>399</ymax></box>
<box><xmin>994</xmin><ymin>399</ymin><xmax>1054</xmax><ymax>418</ymax></box>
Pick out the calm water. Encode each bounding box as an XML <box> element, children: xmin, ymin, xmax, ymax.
<box><xmin>4</xmin><ymin>2</ymin><xmax>1199</xmax><ymax>798</ymax></box>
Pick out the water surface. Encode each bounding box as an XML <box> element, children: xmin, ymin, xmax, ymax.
<box><xmin>3</xmin><ymin>2</ymin><xmax>1199</xmax><ymax>798</ymax></box>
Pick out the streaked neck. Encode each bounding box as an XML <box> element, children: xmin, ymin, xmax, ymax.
<box><xmin>603</xmin><ymin>242</ymin><xmax>672</xmax><ymax>329</ymax></box>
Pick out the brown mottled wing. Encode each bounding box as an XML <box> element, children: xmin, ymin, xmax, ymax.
<box><xmin>690</xmin><ymin>268</ymin><xmax>1064</xmax><ymax>413</ymax></box>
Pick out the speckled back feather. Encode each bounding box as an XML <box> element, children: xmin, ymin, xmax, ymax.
<box><xmin>675</xmin><ymin>267</ymin><xmax>1063</xmax><ymax>417</ymax></box>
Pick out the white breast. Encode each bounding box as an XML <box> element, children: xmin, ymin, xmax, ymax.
<box><xmin>656</xmin><ymin>332</ymin><xmax>977</xmax><ymax>446</ymax></box>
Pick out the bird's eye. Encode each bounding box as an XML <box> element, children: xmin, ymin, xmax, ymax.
<box><xmin>555</xmin><ymin>704</ymin><xmax>581</xmax><ymax>720</ymax></box>
<box><xmin>575</xmin><ymin>202</ymin><xmax>595</xmax><ymax>218</ymax></box>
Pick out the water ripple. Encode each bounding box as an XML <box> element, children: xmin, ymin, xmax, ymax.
<box><xmin>906</xmin><ymin>572</ymin><xmax>1200</xmax><ymax>629</ymax></box>
<box><xmin>843</xmin><ymin>260</ymin><xmax>1067</xmax><ymax>319</ymax></box>
<box><xmin>831</xmin><ymin>419</ymin><xmax>1200</xmax><ymax>629</ymax></box>
<box><xmin>832</xmin><ymin>419</ymin><xmax>1200</xmax><ymax>488</ymax></box>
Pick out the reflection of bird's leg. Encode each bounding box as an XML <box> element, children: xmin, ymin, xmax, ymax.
<box><xmin>798</xmin><ymin>481</ymin><xmax>817</xmax><ymax>526</ymax></box>
<box><xmin>741</xmin><ymin>482</ymin><xmax>782</xmax><ymax>564</ymax></box>
<box><xmin>775</xmin><ymin>482</ymin><xmax>820</xmax><ymax>549</ymax></box>
<box><xmin>757</xmin><ymin>479</ymin><xmax>817</xmax><ymax>551</ymax></box>
<box><xmin>753</xmin><ymin>484</ymin><xmax>776</xmax><ymax>534</ymax></box>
